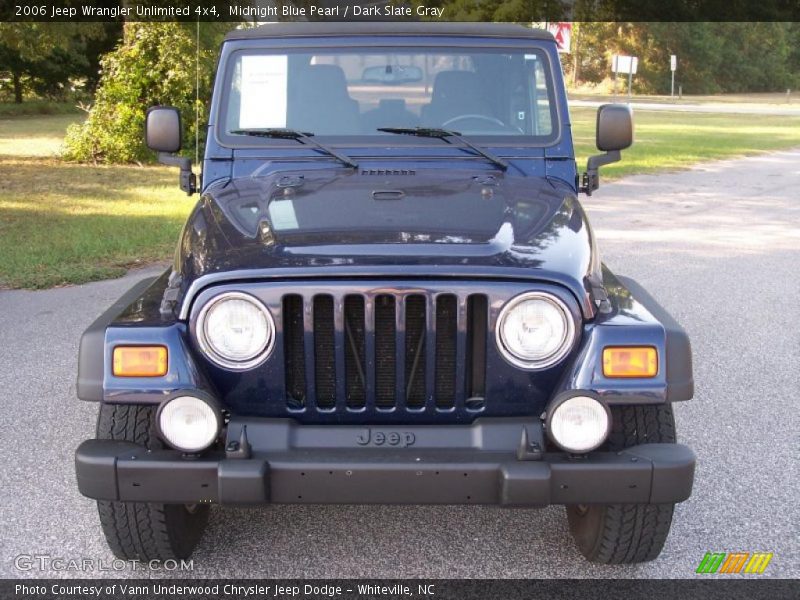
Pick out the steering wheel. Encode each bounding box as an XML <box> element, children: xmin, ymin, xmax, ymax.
<box><xmin>442</xmin><ymin>114</ymin><xmax>514</xmax><ymax>132</ymax></box>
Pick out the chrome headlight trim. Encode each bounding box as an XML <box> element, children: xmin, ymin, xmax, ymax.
<box><xmin>495</xmin><ymin>291</ymin><xmax>576</xmax><ymax>370</ymax></box>
<box><xmin>195</xmin><ymin>291</ymin><xmax>275</xmax><ymax>370</ymax></box>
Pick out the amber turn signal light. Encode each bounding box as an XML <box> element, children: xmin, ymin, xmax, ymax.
<box><xmin>113</xmin><ymin>346</ymin><xmax>168</xmax><ymax>377</ymax></box>
<box><xmin>602</xmin><ymin>346</ymin><xmax>658</xmax><ymax>378</ymax></box>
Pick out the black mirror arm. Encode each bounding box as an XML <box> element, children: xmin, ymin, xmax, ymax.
<box><xmin>158</xmin><ymin>152</ymin><xmax>197</xmax><ymax>196</ymax></box>
<box><xmin>580</xmin><ymin>150</ymin><xmax>621</xmax><ymax>196</ymax></box>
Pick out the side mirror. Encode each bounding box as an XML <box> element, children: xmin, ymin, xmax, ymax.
<box><xmin>145</xmin><ymin>106</ymin><xmax>196</xmax><ymax>196</ymax></box>
<box><xmin>596</xmin><ymin>103</ymin><xmax>633</xmax><ymax>151</ymax></box>
<box><xmin>581</xmin><ymin>104</ymin><xmax>634</xmax><ymax>195</ymax></box>
<box><xmin>145</xmin><ymin>106</ymin><xmax>182</xmax><ymax>153</ymax></box>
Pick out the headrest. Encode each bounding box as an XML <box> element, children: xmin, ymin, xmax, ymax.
<box><xmin>295</xmin><ymin>64</ymin><xmax>349</xmax><ymax>96</ymax></box>
<box><xmin>431</xmin><ymin>71</ymin><xmax>482</xmax><ymax>101</ymax></box>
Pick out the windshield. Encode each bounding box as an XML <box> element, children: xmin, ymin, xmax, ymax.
<box><xmin>220</xmin><ymin>46</ymin><xmax>558</xmax><ymax>142</ymax></box>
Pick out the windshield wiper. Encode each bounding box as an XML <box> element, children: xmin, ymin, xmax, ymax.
<box><xmin>230</xmin><ymin>128</ymin><xmax>358</xmax><ymax>169</ymax></box>
<box><xmin>377</xmin><ymin>127</ymin><xmax>508</xmax><ymax>171</ymax></box>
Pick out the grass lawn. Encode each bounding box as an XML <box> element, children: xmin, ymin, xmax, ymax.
<box><xmin>0</xmin><ymin>109</ymin><xmax>799</xmax><ymax>289</ymax></box>
<box><xmin>571</xmin><ymin>107</ymin><xmax>800</xmax><ymax>179</ymax></box>
<box><xmin>0</xmin><ymin>114</ymin><xmax>85</xmax><ymax>158</ymax></box>
<box><xmin>0</xmin><ymin>114</ymin><xmax>193</xmax><ymax>289</ymax></box>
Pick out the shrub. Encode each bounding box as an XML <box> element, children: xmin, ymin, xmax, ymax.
<box><xmin>63</xmin><ymin>22</ymin><xmax>227</xmax><ymax>164</ymax></box>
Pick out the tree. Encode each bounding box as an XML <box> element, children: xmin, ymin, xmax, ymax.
<box><xmin>565</xmin><ymin>22</ymin><xmax>797</xmax><ymax>95</ymax></box>
<box><xmin>789</xmin><ymin>23</ymin><xmax>800</xmax><ymax>90</ymax></box>
<box><xmin>713</xmin><ymin>23</ymin><xmax>793</xmax><ymax>93</ymax></box>
<box><xmin>0</xmin><ymin>23</ymin><xmax>117</xmax><ymax>103</ymax></box>
<box><xmin>63</xmin><ymin>22</ymin><xmax>229</xmax><ymax>163</ymax></box>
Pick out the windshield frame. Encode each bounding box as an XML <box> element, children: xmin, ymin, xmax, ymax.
<box><xmin>214</xmin><ymin>40</ymin><xmax>563</xmax><ymax>151</ymax></box>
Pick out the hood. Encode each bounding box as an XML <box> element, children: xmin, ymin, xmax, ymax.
<box><xmin>174</xmin><ymin>168</ymin><xmax>600</xmax><ymax>315</ymax></box>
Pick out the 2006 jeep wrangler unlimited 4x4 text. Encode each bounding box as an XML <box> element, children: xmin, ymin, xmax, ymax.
<box><xmin>75</xmin><ymin>22</ymin><xmax>695</xmax><ymax>564</ymax></box>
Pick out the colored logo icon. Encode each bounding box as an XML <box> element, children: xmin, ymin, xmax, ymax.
<box><xmin>696</xmin><ymin>552</ymin><xmax>773</xmax><ymax>574</ymax></box>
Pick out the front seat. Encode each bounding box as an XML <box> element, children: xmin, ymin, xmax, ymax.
<box><xmin>288</xmin><ymin>65</ymin><xmax>360</xmax><ymax>134</ymax></box>
<box><xmin>421</xmin><ymin>70</ymin><xmax>493</xmax><ymax>127</ymax></box>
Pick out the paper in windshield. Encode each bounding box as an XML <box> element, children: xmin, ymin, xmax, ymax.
<box><xmin>239</xmin><ymin>55</ymin><xmax>288</xmax><ymax>129</ymax></box>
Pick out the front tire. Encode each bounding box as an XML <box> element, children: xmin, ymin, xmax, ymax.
<box><xmin>94</xmin><ymin>404</ymin><xmax>209</xmax><ymax>560</ymax></box>
<box><xmin>566</xmin><ymin>404</ymin><xmax>677</xmax><ymax>564</ymax></box>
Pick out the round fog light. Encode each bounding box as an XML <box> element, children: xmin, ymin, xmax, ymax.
<box><xmin>158</xmin><ymin>395</ymin><xmax>221</xmax><ymax>453</ymax></box>
<box><xmin>547</xmin><ymin>394</ymin><xmax>611</xmax><ymax>453</ymax></box>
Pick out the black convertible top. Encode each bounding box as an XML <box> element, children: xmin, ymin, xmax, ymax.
<box><xmin>224</xmin><ymin>22</ymin><xmax>553</xmax><ymax>42</ymax></box>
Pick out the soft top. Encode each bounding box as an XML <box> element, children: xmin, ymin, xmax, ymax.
<box><xmin>224</xmin><ymin>22</ymin><xmax>554</xmax><ymax>42</ymax></box>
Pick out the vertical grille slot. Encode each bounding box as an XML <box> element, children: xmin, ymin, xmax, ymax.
<box><xmin>344</xmin><ymin>295</ymin><xmax>366</xmax><ymax>408</ymax></box>
<box><xmin>466</xmin><ymin>294</ymin><xmax>488</xmax><ymax>410</ymax></box>
<box><xmin>374</xmin><ymin>295</ymin><xmax>396</xmax><ymax>407</ymax></box>
<box><xmin>404</xmin><ymin>295</ymin><xmax>427</xmax><ymax>407</ymax></box>
<box><xmin>313</xmin><ymin>295</ymin><xmax>335</xmax><ymax>408</ymax></box>
<box><xmin>283</xmin><ymin>294</ymin><xmax>306</xmax><ymax>409</ymax></box>
<box><xmin>434</xmin><ymin>294</ymin><xmax>457</xmax><ymax>408</ymax></box>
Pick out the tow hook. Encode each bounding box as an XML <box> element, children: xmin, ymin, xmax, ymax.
<box><xmin>225</xmin><ymin>425</ymin><xmax>252</xmax><ymax>459</ymax></box>
<box><xmin>516</xmin><ymin>425</ymin><xmax>543</xmax><ymax>461</ymax></box>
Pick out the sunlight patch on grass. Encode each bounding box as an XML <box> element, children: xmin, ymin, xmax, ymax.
<box><xmin>0</xmin><ymin>114</ymin><xmax>84</xmax><ymax>157</ymax></box>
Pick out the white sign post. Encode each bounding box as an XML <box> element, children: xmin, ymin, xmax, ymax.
<box><xmin>670</xmin><ymin>55</ymin><xmax>677</xmax><ymax>98</ymax></box>
<box><xmin>612</xmin><ymin>55</ymin><xmax>638</xmax><ymax>102</ymax></box>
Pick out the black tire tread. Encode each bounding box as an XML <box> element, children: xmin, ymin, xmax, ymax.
<box><xmin>567</xmin><ymin>404</ymin><xmax>677</xmax><ymax>564</ymax></box>
<box><xmin>95</xmin><ymin>404</ymin><xmax>207</xmax><ymax>560</ymax></box>
<box><xmin>607</xmin><ymin>402</ymin><xmax>676</xmax><ymax>449</ymax></box>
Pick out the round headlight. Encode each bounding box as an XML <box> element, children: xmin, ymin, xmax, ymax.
<box><xmin>196</xmin><ymin>292</ymin><xmax>274</xmax><ymax>369</ymax></box>
<box><xmin>547</xmin><ymin>394</ymin><xmax>611</xmax><ymax>453</ymax></box>
<box><xmin>158</xmin><ymin>395</ymin><xmax>221</xmax><ymax>453</ymax></box>
<box><xmin>496</xmin><ymin>292</ymin><xmax>575</xmax><ymax>369</ymax></box>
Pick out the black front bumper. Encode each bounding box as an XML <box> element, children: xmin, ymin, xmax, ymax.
<box><xmin>75</xmin><ymin>418</ymin><xmax>695</xmax><ymax>506</ymax></box>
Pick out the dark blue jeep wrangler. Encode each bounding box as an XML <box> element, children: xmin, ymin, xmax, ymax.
<box><xmin>75</xmin><ymin>22</ymin><xmax>695</xmax><ymax>564</ymax></box>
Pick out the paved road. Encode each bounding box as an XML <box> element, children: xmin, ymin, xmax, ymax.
<box><xmin>571</xmin><ymin>98</ymin><xmax>800</xmax><ymax>116</ymax></box>
<box><xmin>1</xmin><ymin>150</ymin><xmax>798</xmax><ymax>579</ymax></box>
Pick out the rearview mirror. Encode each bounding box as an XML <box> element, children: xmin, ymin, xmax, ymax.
<box><xmin>362</xmin><ymin>65</ymin><xmax>423</xmax><ymax>84</ymax></box>
<box><xmin>145</xmin><ymin>106</ymin><xmax>195</xmax><ymax>195</ymax></box>
<box><xmin>581</xmin><ymin>104</ymin><xmax>634</xmax><ymax>195</ymax></box>
<box><xmin>145</xmin><ymin>106</ymin><xmax>182</xmax><ymax>153</ymax></box>
<box><xmin>596</xmin><ymin>103</ymin><xmax>633</xmax><ymax>151</ymax></box>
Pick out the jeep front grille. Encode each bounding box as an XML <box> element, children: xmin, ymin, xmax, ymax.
<box><xmin>282</xmin><ymin>290</ymin><xmax>488</xmax><ymax>414</ymax></box>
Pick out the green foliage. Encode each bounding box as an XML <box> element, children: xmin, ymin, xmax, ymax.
<box><xmin>62</xmin><ymin>22</ymin><xmax>228</xmax><ymax>164</ymax></box>
<box><xmin>567</xmin><ymin>22</ymin><xmax>799</xmax><ymax>95</ymax></box>
<box><xmin>0</xmin><ymin>23</ymin><xmax>118</xmax><ymax>103</ymax></box>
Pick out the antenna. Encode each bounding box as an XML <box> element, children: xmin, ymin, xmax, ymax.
<box><xmin>195</xmin><ymin>18</ymin><xmax>200</xmax><ymax>167</ymax></box>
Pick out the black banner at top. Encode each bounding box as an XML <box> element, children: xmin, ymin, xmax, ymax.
<box><xmin>1</xmin><ymin>0</ymin><xmax>799</xmax><ymax>22</ymax></box>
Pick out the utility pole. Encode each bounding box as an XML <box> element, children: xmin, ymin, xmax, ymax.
<box><xmin>628</xmin><ymin>68</ymin><xmax>633</xmax><ymax>102</ymax></box>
